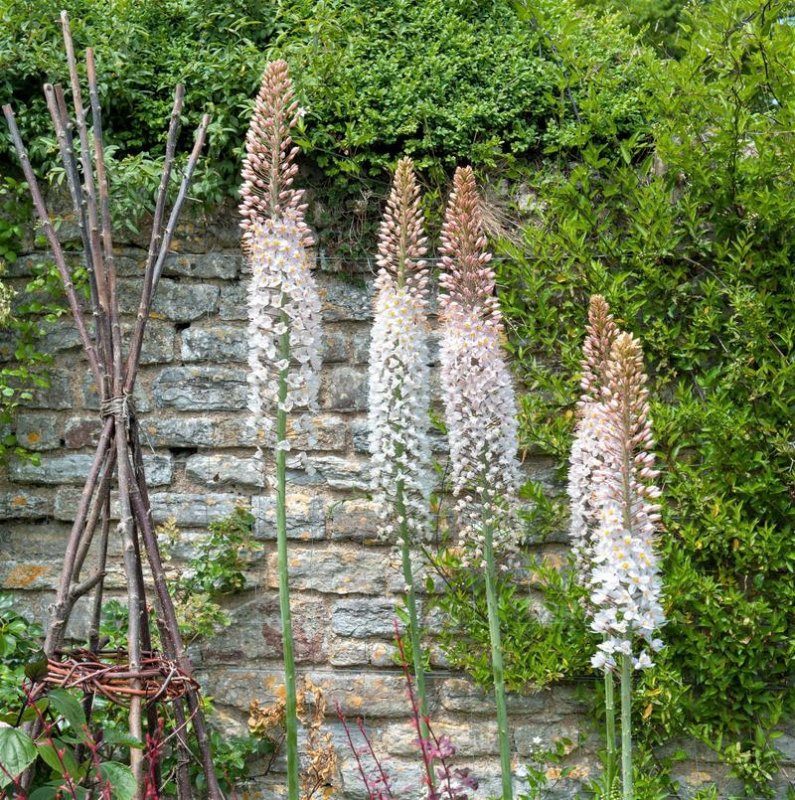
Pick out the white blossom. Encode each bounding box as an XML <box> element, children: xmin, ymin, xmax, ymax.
<box><xmin>568</xmin><ymin>312</ymin><xmax>665</xmax><ymax>672</ymax></box>
<box><xmin>367</xmin><ymin>158</ymin><xmax>432</xmax><ymax>539</ymax></box>
<box><xmin>439</xmin><ymin>166</ymin><xmax>521</xmax><ymax>563</ymax></box>
<box><xmin>246</xmin><ymin>214</ymin><xmax>322</xmax><ymax>449</ymax></box>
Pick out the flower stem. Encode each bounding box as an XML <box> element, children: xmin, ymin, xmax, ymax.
<box><xmin>604</xmin><ymin>667</ymin><xmax>617</xmax><ymax>793</ymax></box>
<box><xmin>620</xmin><ymin>653</ymin><xmax>633</xmax><ymax>800</ymax></box>
<box><xmin>396</xmin><ymin>479</ymin><xmax>430</xmax><ymax>742</ymax></box>
<box><xmin>276</xmin><ymin>319</ymin><xmax>299</xmax><ymax>800</ymax></box>
<box><xmin>483</xmin><ymin>525</ymin><xmax>512</xmax><ymax>800</ymax></box>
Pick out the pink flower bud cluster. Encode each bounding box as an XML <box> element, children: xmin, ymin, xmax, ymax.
<box><xmin>568</xmin><ymin>297</ymin><xmax>665</xmax><ymax>671</ymax></box>
<box><xmin>240</xmin><ymin>60</ymin><xmax>311</xmax><ymax>251</ymax></box>
<box><xmin>368</xmin><ymin>159</ymin><xmax>432</xmax><ymax>538</ymax></box>
<box><xmin>439</xmin><ymin>167</ymin><xmax>521</xmax><ymax>564</ymax></box>
<box><xmin>240</xmin><ymin>61</ymin><xmax>322</xmax><ymax>453</ymax></box>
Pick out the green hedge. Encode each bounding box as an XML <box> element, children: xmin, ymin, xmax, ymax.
<box><xmin>0</xmin><ymin>0</ymin><xmax>649</xmax><ymax>251</ymax></box>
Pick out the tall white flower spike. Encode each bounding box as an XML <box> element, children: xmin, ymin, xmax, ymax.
<box><xmin>567</xmin><ymin>295</ymin><xmax>619</xmax><ymax>584</ymax></box>
<box><xmin>439</xmin><ymin>166</ymin><xmax>521</xmax><ymax>565</ymax></box>
<box><xmin>587</xmin><ymin>331</ymin><xmax>665</xmax><ymax>671</ymax></box>
<box><xmin>240</xmin><ymin>61</ymin><xmax>322</xmax><ymax>453</ymax></box>
<box><xmin>368</xmin><ymin>157</ymin><xmax>432</xmax><ymax>538</ymax></box>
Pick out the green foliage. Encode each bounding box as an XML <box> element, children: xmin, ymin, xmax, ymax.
<box><xmin>431</xmin><ymin>548</ymin><xmax>594</xmax><ymax>691</ymax></box>
<box><xmin>443</xmin><ymin>0</ymin><xmax>795</xmax><ymax>794</ymax></box>
<box><xmin>571</xmin><ymin>0</ymin><xmax>687</xmax><ymax>51</ymax></box>
<box><xmin>162</xmin><ymin>504</ymin><xmax>261</xmax><ymax>642</ymax></box>
<box><xmin>0</xmin><ymin>0</ymin><xmax>650</xmax><ymax>254</ymax></box>
<box><xmin>0</xmin><ymin>177</ymin><xmax>58</xmax><ymax>464</ymax></box>
<box><xmin>0</xmin><ymin>594</ymin><xmax>43</xmax><ymax>713</ymax></box>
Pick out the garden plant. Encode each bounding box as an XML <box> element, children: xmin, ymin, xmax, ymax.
<box><xmin>0</xmin><ymin>2</ymin><xmax>793</xmax><ymax>799</ymax></box>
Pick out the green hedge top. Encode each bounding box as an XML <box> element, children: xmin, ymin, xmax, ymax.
<box><xmin>0</xmin><ymin>0</ymin><xmax>652</xmax><ymax>250</ymax></box>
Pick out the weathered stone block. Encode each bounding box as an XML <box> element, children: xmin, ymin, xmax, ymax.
<box><xmin>309</xmin><ymin>671</ymin><xmax>413</xmax><ymax>718</ymax></box>
<box><xmin>198</xmin><ymin>595</ymin><xmax>330</xmax><ymax>665</ymax></box>
<box><xmin>290</xmin><ymin>415</ymin><xmax>349</xmax><ymax>452</ymax></box>
<box><xmin>331</xmin><ymin>598</ymin><xmax>403</xmax><ymax>639</ymax></box>
<box><xmin>54</xmin><ymin>487</ymin><xmax>121</xmax><ymax>521</ymax></box>
<box><xmin>253</xmin><ymin>494</ymin><xmax>325</xmax><ymax>541</ymax></box>
<box><xmin>327</xmin><ymin>639</ymin><xmax>406</xmax><ymax>668</ymax></box>
<box><xmin>40</xmin><ymin>320</ymin><xmax>82</xmax><ymax>352</ymax></box>
<box><xmin>149</xmin><ymin>492</ymin><xmax>246</xmax><ymax>526</ymax></box>
<box><xmin>307</xmin><ymin>455</ymin><xmax>369</xmax><ymax>490</ymax></box>
<box><xmin>322</xmin><ymin>367</ymin><xmax>368</xmax><ymax>411</ymax></box>
<box><xmin>439</xmin><ymin>679</ymin><xmax>582</xmax><ymax>719</ymax></box>
<box><xmin>218</xmin><ymin>283</ymin><xmax>247</xmax><ymax>321</ymax></box>
<box><xmin>163</xmin><ymin>252</ymin><xmax>242</xmax><ymax>280</ymax></box>
<box><xmin>181</xmin><ymin>325</ymin><xmax>247</xmax><ymax>363</ymax></box>
<box><xmin>383</xmin><ymin>720</ymin><xmax>499</xmax><ymax>757</ymax></box>
<box><xmin>327</xmin><ymin>498</ymin><xmax>383</xmax><ymax>542</ymax></box>
<box><xmin>138</xmin><ymin>416</ymin><xmax>219</xmax><ymax>448</ymax></box>
<box><xmin>265</xmin><ymin>545</ymin><xmax>390</xmax><ymax>594</ymax></box>
<box><xmin>29</xmin><ymin>371</ymin><xmax>73</xmax><ymax>410</ymax></box>
<box><xmin>14</xmin><ymin>412</ymin><xmax>61</xmax><ymax>450</ymax></box>
<box><xmin>185</xmin><ymin>453</ymin><xmax>263</xmax><ymax>488</ymax></box>
<box><xmin>321</xmin><ymin>329</ymin><xmax>351</xmax><ymax>363</ymax></box>
<box><xmin>132</xmin><ymin>320</ymin><xmax>176</xmax><ymax>365</ymax></box>
<box><xmin>148</xmin><ymin>280</ymin><xmax>220</xmax><ymax>322</ymax></box>
<box><xmin>153</xmin><ymin>366</ymin><xmax>248</xmax><ymax>411</ymax></box>
<box><xmin>316</xmin><ymin>274</ymin><xmax>373</xmax><ymax>322</ymax></box>
<box><xmin>9</xmin><ymin>453</ymin><xmax>172</xmax><ymax>486</ymax></box>
<box><xmin>351</xmin><ymin>330</ymin><xmax>371</xmax><ymax>365</ymax></box>
<box><xmin>63</xmin><ymin>416</ymin><xmax>101</xmax><ymax>449</ymax></box>
<box><xmin>81</xmin><ymin>373</ymin><xmax>151</xmax><ymax>413</ymax></box>
<box><xmin>0</xmin><ymin>490</ymin><xmax>53</xmax><ymax>519</ymax></box>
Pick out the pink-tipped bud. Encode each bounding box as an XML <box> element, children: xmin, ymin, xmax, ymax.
<box><xmin>239</xmin><ymin>60</ymin><xmax>312</xmax><ymax>251</ymax></box>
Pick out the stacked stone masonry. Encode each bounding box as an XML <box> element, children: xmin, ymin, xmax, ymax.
<box><xmin>1</xmin><ymin>204</ymin><xmax>790</xmax><ymax>799</ymax></box>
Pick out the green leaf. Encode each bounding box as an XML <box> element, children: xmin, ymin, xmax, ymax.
<box><xmin>36</xmin><ymin>740</ymin><xmax>80</xmax><ymax>779</ymax></box>
<box><xmin>101</xmin><ymin>728</ymin><xmax>144</xmax><ymax>749</ymax></box>
<box><xmin>0</xmin><ymin>727</ymin><xmax>37</xmax><ymax>788</ymax></box>
<box><xmin>48</xmin><ymin>689</ymin><xmax>87</xmax><ymax>735</ymax></box>
<box><xmin>99</xmin><ymin>761</ymin><xmax>137</xmax><ymax>800</ymax></box>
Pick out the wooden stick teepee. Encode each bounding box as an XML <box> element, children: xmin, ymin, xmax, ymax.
<box><xmin>3</xmin><ymin>12</ymin><xmax>222</xmax><ymax>799</ymax></box>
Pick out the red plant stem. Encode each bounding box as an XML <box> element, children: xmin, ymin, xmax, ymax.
<box><xmin>394</xmin><ymin>624</ymin><xmax>436</xmax><ymax>793</ymax></box>
<box><xmin>337</xmin><ymin>705</ymin><xmax>373</xmax><ymax>800</ymax></box>
<box><xmin>356</xmin><ymin>718</ymin><xmax>394</xmax><ymax>800</ymax></box>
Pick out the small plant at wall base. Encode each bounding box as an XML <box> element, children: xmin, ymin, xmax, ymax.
<box><xmin>338</xmin><ymin>625</ymin><xmax>478</xmax><ymax>800</ymax></box>
<box><xmin>241</xmin><ymin>58</ymin><xmax>323</xmax><ymax>800</ymax></box>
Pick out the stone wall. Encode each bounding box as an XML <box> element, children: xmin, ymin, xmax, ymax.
<box><xmin>0</xmin><ymin>205</ymin><xmax>779</xmax><ymax>799</ymax></box>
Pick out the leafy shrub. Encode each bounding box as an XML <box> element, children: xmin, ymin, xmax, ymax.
<box><xmin>0</xmin><ymin>0</ymin><xmax>651</xmax><ymax>252</ymax></box>
<box><xmin>458</xmin><ymin>0</ymin><xmax>795</xmax><ymax>793</ymax></box>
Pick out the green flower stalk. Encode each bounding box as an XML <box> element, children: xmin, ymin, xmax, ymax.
<box><xmin>439</xmin><ymin>166</ymin><xmax>520</xmax><ymax>800</ymax></box>
<box><xmin>240</xmin><ymin>60</ymin><xmax>321</xmax><ymax>800</ymax></box>
<box><xmin>367</xmin><ymin>157</ymin><xmax>432</xmax><ymax>735</ymax></box>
